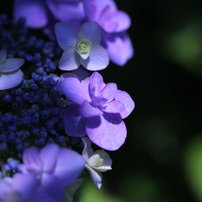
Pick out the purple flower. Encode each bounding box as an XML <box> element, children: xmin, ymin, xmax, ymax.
<box><xmin>56</xmin><ymin>72</ymin><xmax>135</xmax><ymax>150</ymax></box>
<box><xmin>13</xmin><ymin>0</ymin><xmax>85</xmax><ymax>30</ymax></box>
<box><xmin>0</xmin><ymin>49</ymin><xmax>24</xmax><ymax>90</ymax></box>
<box><xmin>55</xmin><ymin>21</ymin><xmax>109</xmax><ymax>71</ymax></box>
<box><xmin>13</xmin><ymin>0</ymin><xmax>134</xmax><ymax>66</ymax></box>
<box><xmin>83</xmin><ymin>0</ymin><xmax>134</xmax><ymax>66</ymax></box>
<box><xmin>0</xmin><ymin>173</ymin><xmax>37</xmax><ymax>202</ymax></box>
<box><xmin>19</xmin><ymin>143</ymin><xmax>85</xmax><ymax>201</ymax></box>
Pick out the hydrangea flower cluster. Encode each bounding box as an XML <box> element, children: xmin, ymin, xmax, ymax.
<box><xmin>0</xmin><ymin>0</ymin><xmax>135</xmax><ymax>201</ymax></box>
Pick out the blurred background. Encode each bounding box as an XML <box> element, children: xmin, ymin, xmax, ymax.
<box><xmin>94</xmin><ymin>0</ymin><xmax>202</xmax><ymax>202</ymax></box>
<box><xmin>2</xmin><ymin>0</ymin><xmax>202</xmax><ymax>201</ymax></box>
<box><xmin>87</xmin><ymin>0</ymin><xmax>202</xmax><ymax>202</ymax></box>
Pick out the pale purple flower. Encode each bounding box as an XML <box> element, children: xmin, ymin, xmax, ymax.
<box><xmin>55</xmin><ymin>21</ymin><xmax>109</xmax><ymax>71</ymax></box>
<box><xmin>56</xmin><ymin>72</ymin><xmax>135</xmax><ymax>150</ymax></box>
<box><xmin>82</xmin><ymin>137</ymin><xmax>112</xmax><ymax>189</ymax></box>
<box><xmin>0</xmin><ymin>173</ymin><xmax>37</xmax><ymax>202</ymax></box>
<box><xmin>19</xmin><ymin>143</ymin><xmax>85</xmax><ymax>201</ymax></box>
<box><xmin>13</xmin><ymin>0</ymin><xmax>85</xmax><ymax>30</ymax></box>
<box><xmin>83</xmin><ymin>0</ymin><xmax>134</xmax><ymax>66</ymax></box>
<box><xmin>13</xmin><ymin>0</ymin><xmax>134</xmax><ymax>65</ymax></box>
<box><xmin>0</xmin><ymin>49</ymin><xmax>24</xmax><ymax>90</ymax></box>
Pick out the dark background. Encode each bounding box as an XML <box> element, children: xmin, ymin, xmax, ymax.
<box><xmin>2</xmin><ymin>1</ymin><xmax>202</xmax><ymax>202</ymax></box>
<box><xmin>101</xmin><ymin>0</ymin><xmax>202</xmax><ymax>202</ymax></box>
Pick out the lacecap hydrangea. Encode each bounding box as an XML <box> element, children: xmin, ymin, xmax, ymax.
<box><xmin>0</xmin><ymin>0</ymin><xmax>135</xmax><ymax>201</ymax></box>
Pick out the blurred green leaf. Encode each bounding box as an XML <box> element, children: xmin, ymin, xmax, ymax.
<box><xmin>78</xmin><ymin>180</ymin><xmax>124</xmax><ymax>202</ymax></box>
<box><xmin>184</xmin><ymin>135</ymin><xmax>202</xmax><ymax>201</ymax></box>
<box><xmin>120</xmin><ymin>173</ymin><xmax>171</xmax><ymax>202</ymax></box>
<box><xmin>162</xmin><ymin>20</ymin><xmax>202</xmax><ymax>75</ymax></box>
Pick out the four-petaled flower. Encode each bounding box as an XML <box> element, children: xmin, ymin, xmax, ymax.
<box><xmin>19</xmin><ymin>143</ymin><xmax>85</xmax><ymax>201</ymax></box>
<box><xmin>82</xmin><ymin>137</ymin><xmax>112</xmax><ymax>189</ymax></box>
<box><xmin>56</xmin><ymin>71</ymin><xmax>135</xmax><ymax>151</ymax></box>
<box><xmin>0</xmin><ymin>49</ymin><xmax>24</xmax><ymax>90</ymax></box>
<box><xmin>55</xmin><ymin>21</ymin><xmax>109</xmax><ymax>71</ymax></box>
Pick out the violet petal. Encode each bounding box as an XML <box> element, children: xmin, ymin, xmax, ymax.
<box><xmin>63</xmin><ymin>104</ymin><xmax>87</xmax><ymax>137</ymax></box>
<box><xmin>47</xmin><ymin>0</ymin><xmax>85</xmax><ymax>25</ymax></box>
<box><xmin>56</xmin><ymin>76</ymin><xmax>88</xmax><ymax>104</ymax></box>
<box><xmin>59</xmin><ymin>47</ymin><xmax>80</xmax><ymax>71</ymax></box>
<box><xmin>78</xmin><ymin>21</ymin><xmax>101</xmax><ymax>44</ymax></box>
<box><xmin>105</xmin><ymin>32</ymin><xmax>134</xmax><ymax>66</ymax></box>
<box><xmin>39</xmin><ymin>143</ymin><xmax>59</xmax><ymax>172</ymax></box>
<box><xmin>0</xmin><ymin>69</ymin><xmax>23</xmax><ymax>90</ymax></box>
<box><xmin>22</xmin><ymin>146</ymin><xmax>42</xmax><ymax>173</ymax></box>
<box><xmin>13</xmin><ymin>0</ymin><xmax>48</xmax><ymax>28</ymax></box>
<box><xmin>115</xmin><ymin>90</ymin><xmax>135</xmax><ymax>119</ymax></box>
<box><xmin>89</xmin><ymin>72</ymin><xmax>106</xmax><ymax>98</ymax></box>
<box><xmin>80</xmin><ymin>100</ymin><xmax>102</xmax><ymax>118</ymax></box>
<box><xmin>103</xmin><ymin>11</ymin><xmax>131</xmax><ymax>33</ymax></box>
<box><xmin>101</xmin><ymin>100</ymin><xmax>125</xmax><ymax>114</ymax></box>
<box><xmin>54</xmin><ymin>148</ymin><xmax>85</xmax><ymax>186</ymax></box>
<box><xmin>98</xmin><ymin>82</ymin><xmax>117</xmax><ymax>102</ymax></box>
<box><xmin>86</xmin><ymin>114</ymin><xmax>127</xmax><ymax>150</ymax></box>
<box><xmin>55</xmin><ymin>22</ymin><xmax>78</xmax><ymax>50</ymax></box>
<box><xmin>81</xmin><ymin>44</ymin><xmax>109</xmax><ymax>71</ymax></box>
<box><xmin>0</xmin><ymin>58</ymin><xmax>25</xmax><ymax>73</ymax></box>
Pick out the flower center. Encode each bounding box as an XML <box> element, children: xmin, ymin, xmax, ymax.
<box><xmin>87</xmin><ymin>154</ymin><xmax>104</xmax><ymax>168</ymax></box>
<box><xmin>76</xmin><ymin>36</ymin><xmax>92</xmax><ymax>60</ymax></box>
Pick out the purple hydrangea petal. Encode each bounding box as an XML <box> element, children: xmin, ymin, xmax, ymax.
<box><xmin>81</xmin><ymin>44</ymin><xmax>109</xmax><ymax>71</ymax></box>
<box><xmin>105</xmin><ymin>32</ymin><xmax>134</xmax><ymax>66</ymax></box>
<box><xmin>83</xmin><ymin>0</ymin><xmax>117</xmax><ymax>22</ymax></box>
<box><xmin>56</xmin><ymin>75</ymin><xmax>89</xmax><ymax>104</ymax></box>
<box><xmin>86</xmin><ymin>114</ymin><xmax>127</xmax><ymax>150</ymax></box>
<box><xmin>89</xmin><ymin>72</ymin><xmax>106</xmax><ymax>98</ymax></box>
<box><xmin>98</xmin><ymin>4</ymin><xmax>118</xmax><ymax>32</ymax></box>
<box><xmin>63</xmin><ymin>104</ymin><xmax>87</xmax><ymax>137</ymax></box>
<box><xmin>80</xmin><ymin>79</ymin><xmax>91</xmax><ymax>100</ymax></box>
<box><xmin>0</xmin><ymin>69</ymin><xmax>23</xmax><ymax>90</ymax></box>
<box><xmin>54</xmin><ymin>147</ymin><xmax>85</xmax><ymax>186</ymax></box>
<box><xmin>58</xmin><ymin>46</ymin><xmax>80</xmax><ymax>71</ymax></box>
<box><xmin>115</xmin><ymin>90</ymin><xmax>135</xmax><ymax>119</ymax></box>
<box><xmin>101</xmin><ymin>100</ymin><xmax>125</xmax><ymax>114</ymax></box>
<box><xmin>10</xmin><ymin>174</ymin><xmax>38</xmax><ymax>202</ymax></box>
<box><xmin>13</xmin><ymin>0</ymin><xmax>48</xmax><ymax>28</ymax></box>
<box><xmin>22</xmin><ymin>146</ymin><xmax>42</xmax><ymax>174</ymax></box>
<box><xmin>39</xmin><ymin>173</ymin><xmax>64</xmax><ymax>199</ymax></box>
<box><xmin>0</xmin><ymin>58</ymin><xmax>25</xmax><ymax>73</ymax></box>
<box><xmin>103</xmin><ymin>11</ymin><xmax>131</xmax><ymax>33</ymax></box>
<box><xmin>55</xmin><ymin>22</ymin><xmax>78</xmax><ymax>49</ymax></box>
<box><xmin>0</xmin><ymin>174</ymin><xmax>37</xmax><ymax>202</ymax></box>
<box><xmin>98</xmin><ymin>82</ymin><xmax>117</xmax><ymax>102</ymax></box>
<box><xmin>47</xmin><ymin>0</ymin><xmax>85</xmax><ymax>25</ymax></box>
<box><xmin>80</xmin><ymin>100</ymin><xmax>103</xmax><ymax>118</ymax></box>
<box><xmin>60</xmin><ymin>72</ymin><xmax>79</xmax><ymax>81</ymax></box>
<box><xmin>78</xmin><ymin>21</ymin><xmax>101</xmax><ymax>44</ymax></box>
<box><xmin>32</xmin><ymin>182</ymin><xmax>62</xmax><ymax>202</ymax></box>
<box><xmin>39</xmin><ymin>144</ymin><xmax>59</xmax><ymax>172</ymax></box>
